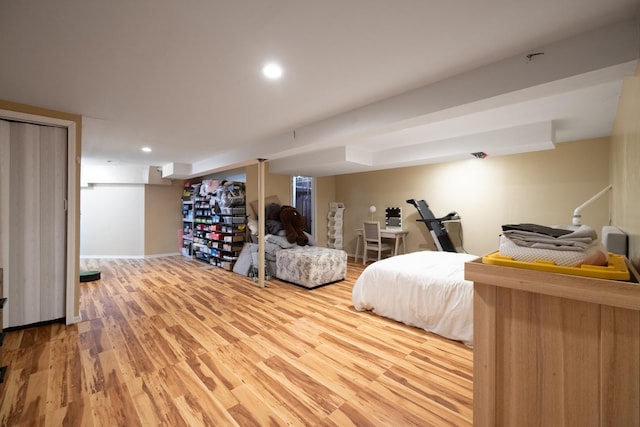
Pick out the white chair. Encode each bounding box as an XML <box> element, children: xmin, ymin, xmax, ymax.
<box><xmin>362</xmin><ymin>221</ymin><xmax>393</xmax><ymax>264</ymax></box>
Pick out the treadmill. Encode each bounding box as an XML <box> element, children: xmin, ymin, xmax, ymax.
<box><xmin>406</xmin><ymin>199</ymin><xmax>459</xmax><ymax>252</ymax></box>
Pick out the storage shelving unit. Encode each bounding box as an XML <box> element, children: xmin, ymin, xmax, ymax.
<box><xmin>181</xmin><ymin>180</ymin><xmax>247</xmax><ymax>271</ymax></box>
<box><xmin>327</xmin><ymin>202</ymin><xmax>344</xmax><ymax>250</ymax></box>
<box><xmin>192</xmin><ymin>194</ymin><xmax>214</xmax><ymax>264</ymax></box>
<box><xmin>210</xmin><ymin>181</ymin><xmax>246</xmax><ymax>271</ymax></box>
<box><xmin>181</xmin><ymin>184</ymin><xmax>196</xmax><ymax>257</ymax></box>
<box><xmin>209</xmin><ymin>205</ymin><xmax>246</xmax><ymax>271</ymax></box>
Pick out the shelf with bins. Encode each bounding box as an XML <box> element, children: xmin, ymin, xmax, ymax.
<box><xmin>181</xmin><ymin>199</ymin><xmax>195</xmax><ymax>257</ymax></box>
<box><xmin>180</xmin><ymin>180</ymin><xmax>247</xmax><ymax>271</ymax></box>
<box><xmin>209</xmin><ymin>206</ymin><xmax>246</xmax><ymax>270</ymax></box>
<box><xmin>181</xmin><ymin>181</ymin><xmax>199</xmax><ymax>258</ymax></box>
<box><xmin>327</xmin><ymin>202</ymin><xmax>344</xmax><ymax>250</ymax></box>
<box><xmin>192</xmin><ymin>195</ymin><xmax>215</xmax><ymax>263</ymax></box>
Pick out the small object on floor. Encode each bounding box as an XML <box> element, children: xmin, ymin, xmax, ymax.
<box><xmin>80</xmin><ymin>270</ymin><xmax>101</xmax><ymax>282</ymax></box>
<box><xmin>249</xmin><ymin>265</ymin><xmax>271</xmax><ymax>282</ymax></box>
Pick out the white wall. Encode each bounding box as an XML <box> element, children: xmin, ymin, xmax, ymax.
<box><xmin>80</xmin><ymin>184</ymin><xmax>145</xmax><ymax>257</ymax></box>
<box><xmin>144</xmin><ymin>182</ymin><xmax>183</xmax><ymax>256</ymax></box>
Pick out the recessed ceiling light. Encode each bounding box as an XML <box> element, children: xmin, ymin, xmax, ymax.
<box><xmin>262</xmin><ymin>62</ymin><xmax>283</xmax><ymax>80</ymax></box>
<box><xmin>141</xmin><ymin>147</ymin><xmax>152</xmax><ymax>152</ymax></box>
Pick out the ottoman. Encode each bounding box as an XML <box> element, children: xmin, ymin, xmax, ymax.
<box><xmin>276</xmin><ymin>246</ymin><xmax>347</xmax><ymax>289</ymax></box>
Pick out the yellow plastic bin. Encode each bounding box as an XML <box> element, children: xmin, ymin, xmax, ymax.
<box><xmin>481</xmin><ymin>251</ymin><xmax>631</xmax><ymax>281</ymax></box>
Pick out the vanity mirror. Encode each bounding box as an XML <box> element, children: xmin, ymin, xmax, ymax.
<box><xmin>385</xmin><ymin>207</ymin><xmax>402</xmax><ymax>229</ymax></box>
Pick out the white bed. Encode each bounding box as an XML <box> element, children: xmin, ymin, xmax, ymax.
<box><xmin>352</xmin><ymin>251</ymin><xmax>478</xmax><ymax>347</ymax></box>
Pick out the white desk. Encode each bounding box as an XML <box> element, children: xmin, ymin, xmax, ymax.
<box><xmin>354</xmin><ymin>228</ymin><xmax>408</xmax><ymax>262</ymax></box>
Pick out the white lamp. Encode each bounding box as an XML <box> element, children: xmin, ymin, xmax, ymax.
<box><xmin>572</xmin><ymin>185</ymin><xmax>612</xmax><ymax>226</ymax></box>
<box><xmin>369</xmin><ymin>205</ymin><xmax>377</xmax><ymax>221</ymax></box>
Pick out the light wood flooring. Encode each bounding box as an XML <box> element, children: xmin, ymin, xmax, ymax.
<box><xmin>0</xmin><ymin>256</ymin><xmax>473</xmax><ymax>426</ymax></box>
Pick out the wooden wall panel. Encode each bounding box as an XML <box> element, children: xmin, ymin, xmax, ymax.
<box><xmin>473</xmin><ymin>283</ymin><xmax>496</xmax><ymax>427</ymax></box>
<box><xmin>495</xmin><ymin>290</ymin><xmax>600</xmax><ymax>426</ymax></box>
<box><xmin>467</xmin><ymin>260</ymin><xmax>640</xmax><ymax>427</ymax></box>
<box><xmin>600</xmin><ymin>306</ymin><xmax>640</xmax><ymax>426</ymax></box>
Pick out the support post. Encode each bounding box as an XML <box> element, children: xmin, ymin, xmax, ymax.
<box><xmin>257</xmin><ymin>159</ymin><xmax>266</xmax><ymax>288</ymax></box>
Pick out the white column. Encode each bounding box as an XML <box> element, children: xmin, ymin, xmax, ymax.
<box><xmin>257</xmin><ymin>159</ymin><xmax>266</xmax><ymax>288</ymax></box>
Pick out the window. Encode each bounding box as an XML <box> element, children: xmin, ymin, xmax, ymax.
<box><xmin>292</xmin><ymin>176</ymin><xmax>314</xmax><ymax>235</ymax></box>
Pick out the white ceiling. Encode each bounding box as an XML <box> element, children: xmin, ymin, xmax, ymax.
<box><xmin>1</xmin><ymin>1</ymin><xmax>639</xmax><ymax>178</ymax></box>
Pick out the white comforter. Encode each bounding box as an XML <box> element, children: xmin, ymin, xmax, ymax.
<box><xmin>352</xmin><ymin>251</ymin><xmax>478</xmax><ymax>347</ymax></box>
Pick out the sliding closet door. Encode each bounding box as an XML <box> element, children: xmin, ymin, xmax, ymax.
<box><xmin>0</xmin><ymin>119</ymin><xmax>67</xmax><ymax>328</ymax></box>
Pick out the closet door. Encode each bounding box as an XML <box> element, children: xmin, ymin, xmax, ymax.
<box><xmin>0</xmin><ymin>120</ymin><xmax>67</xmax><ymax>327</ymax></box>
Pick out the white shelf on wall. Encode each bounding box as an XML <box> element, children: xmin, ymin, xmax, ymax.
<box><xmin>327</xmin><ymin>202</ymin><xmax>345</xmax><ymax>250</ymax></box>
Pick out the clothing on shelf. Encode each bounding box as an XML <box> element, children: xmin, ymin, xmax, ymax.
<box><xmin>501</xmin><ymin>224</ymin><xmax>597</xmax><ymax>251</ymax></box>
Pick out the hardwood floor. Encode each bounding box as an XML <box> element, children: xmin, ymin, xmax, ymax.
<box><xmin>0</xmin><ymin>256</ymin><xmax>473</xmax><ymax>426</ymax></box>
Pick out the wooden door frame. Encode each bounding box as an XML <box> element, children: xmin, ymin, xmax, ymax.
<box><xmin>0</xmin><ymin>108</ymin><xmax>80</xmax><ymax>325</ymax></box>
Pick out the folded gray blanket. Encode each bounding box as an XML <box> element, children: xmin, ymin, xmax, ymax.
<box><xmin>502</xmin><ymin>224</ymin><xmax>598</xmax><ymax>251</ymax></box>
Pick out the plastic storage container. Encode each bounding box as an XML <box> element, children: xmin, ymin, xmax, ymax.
<box><xmin>482</xmin><ymin>251</ymin><xmax>631</xmax><ymax>281</ymax></box>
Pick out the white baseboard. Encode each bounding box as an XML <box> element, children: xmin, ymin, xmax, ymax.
<box><xmin>80</xmin><ymin>252</ymin><xmax>181</xmax><ymax>259</ymax></box>
<box><xmin>66</xmin><ymin>314</ymin><xmax>82</xmax><ymax>325</ymax></box>
<box><xmin>80</xmin><ymin>254</ymin><xmax>145</xmax><ymax>259</ymax></box>
<box><xmin>144</xmin><ymin>252</ymin><xmax>181</xmax><ymax>259</ymax></box>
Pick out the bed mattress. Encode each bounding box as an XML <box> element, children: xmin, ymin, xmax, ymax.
<box><xmin>352</xmin><ymin>251</ymin><xmax>478</xmax><ymax>346</ymax></box>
